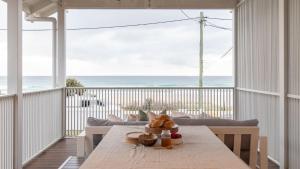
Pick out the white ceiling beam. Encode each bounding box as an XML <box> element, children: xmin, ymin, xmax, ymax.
<box><xmin>25</xmin><ymin>0</ymin><xmax>56</xmax><ymax>17</ymax></box>
<box><xmin>63</xmin><ymin>0</ymin><xmax>238</xmax><ymax>9</ymax></box>
<box><xmin>22</xmin><ymin>3</ymin><xmax>32</xmax><ymax>14</ymax></box>
<box><xmin>33</xmin><ymin>3</ymin><xmax>58</xmax><ymax>17</ymax></box>
<box><xmin>27</xmin><ymin>0</ymin><xmax>52</xmax><ymax>13</ymax></box>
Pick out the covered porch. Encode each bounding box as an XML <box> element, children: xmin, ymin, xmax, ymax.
<box><xmin>0</xmin><ymin>0</ymin><xmax>299</xmax><ymax>169</ymax></box>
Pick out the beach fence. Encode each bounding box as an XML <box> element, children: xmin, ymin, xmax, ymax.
<box><xmin>65</xmin><ymin>87</ymin><xmax>234</xmax><ymax>136</ymax></box>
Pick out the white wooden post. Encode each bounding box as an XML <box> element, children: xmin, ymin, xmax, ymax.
<box><xmin>7</xmin><ymin>0</ymin><xmax>23</xmax><ymax>168</ymax></box>
<box><xmin>52</xmin><ymin>18</ymin><xmax>57</xmax><ymax>88</ymax></box>
<box><xmin>233</xmin><ymin>7</ymin><xmax>238</xmax><ymax>120</ymax></box>
<box><xmin>278</xmin><ymin>0</ymin><xmax>288</xmax><ymax>168</ymax></box>
<box><xmin>57</xmin><ymin>3</ymin><xmax>67</xmax><ymax>137</ymax></box>
<box><xmin>57</xmin><ymin>4</ymin><xmax>66</xmax><ymax>87</ymax></box>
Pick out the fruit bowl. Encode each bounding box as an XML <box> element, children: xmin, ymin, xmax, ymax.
<box><xmin>171</xmin><ymin>133</ymin><xmax>183</xmax><ymax>145</ymax></box>
<box><xmin>171</xmin><ymin>138</ymin><xmax>183</xmax><ymax>145</ymax></box>
<box><xmin>138</xmin><ymin>133</ymin><xmax>158</xmax><ymax>146</ymax></box>
<box><xmin>145</xmin><ymin>124</ymin><xmax>179</xmax><ymax>135</ymax></box>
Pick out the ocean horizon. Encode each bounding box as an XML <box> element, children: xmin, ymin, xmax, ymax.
<box><xmin>0</xmin><ymin>76</ymin><xmax>233</xmax><ymax>93</ymax></box>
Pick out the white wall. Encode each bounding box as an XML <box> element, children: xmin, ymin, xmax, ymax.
<box><xmin>237</xmin><ymin>0</ymin><xmax>300</xmax><ymax>167</ymax></box>
<box><xmin>288</xmin><ymin>0</ymin><xmax>300</xmax><ymax>168</ymax></box>
<box><xmin>236</xmin><ymin>0</ymin><xmax>280</xmax><ymax>163</ymax></box>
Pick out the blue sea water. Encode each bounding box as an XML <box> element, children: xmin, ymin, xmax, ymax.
<box><xmin>0</xmin><ymin>76</ymin><xmax>233</xmax><ymax>93</ymax></box>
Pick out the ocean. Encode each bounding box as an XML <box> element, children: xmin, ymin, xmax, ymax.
<box><xmin>0</xmin><ymin>76</ymin><xmax>233</xmax><ymax>93</ymax></box>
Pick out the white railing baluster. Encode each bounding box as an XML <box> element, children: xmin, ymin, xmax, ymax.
<box><xmin>0</xmin><ymin>95</ymin><xmax>14</xmax><ymax>169</ymax></box>
<box><xmin>63</xmin><ymin>87</ymin><xmax>234</xmax><ymax>136</ymax></box>
<box><xmin>21</xmin><ymin>88</ymin><xmax>64</xmax><ymax>165</ymax></box>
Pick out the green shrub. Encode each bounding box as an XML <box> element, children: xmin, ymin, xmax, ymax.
<box><xmin>66</xmin><ymin>78</ymin><xmax>84</xmax><ymax>87</ymax></box>
<box><xmin>66</xmin><ymin>78</ymin><xmax>85</xmax><ymax>96</ymax></box>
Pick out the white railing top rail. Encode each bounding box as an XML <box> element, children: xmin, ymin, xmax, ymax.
<box><xmin>0</xmin><ymin>94</ymin><xmax>16</xmax><ymax>99</ymax></box>
<box><xmin>66</xmin><ymin>87</ymin><xmax>234</xmax><ymax>90</ymax></box>
<box><xmin>23</xmin><ymin>87</ymin><xmax>64</xmax><ymax>95</ymax></box>
<box><xmin>1</xmin><ymin>87</ymin><xmax>233</xmax><ymax>98</ymax></box>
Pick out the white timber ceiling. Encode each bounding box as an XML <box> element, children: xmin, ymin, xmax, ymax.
<box><xmin>2</xmin><ymin>0</ymin><xmax>239</xmax><ymax>17</ymax></box>
<box><xmin>0</xmin><ymin>0</ymin><xmax>58</xmax><ymax>17</ymax></box>
<box><xmin>23</xmin><ymin>0</ymin><xmax>58</xmax><ymax>17</ymax></box>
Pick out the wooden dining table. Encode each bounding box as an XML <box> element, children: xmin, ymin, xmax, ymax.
<box><xmin>80</xmin><ymin>125</ymin><xmax>250</xmax><ymax>169</ymax></box>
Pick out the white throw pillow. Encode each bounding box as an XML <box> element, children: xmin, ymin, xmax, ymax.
<box><xmin>127</xmin><ymin>114</ymin><xmax>139</xmax><ymax>121</ymax></box>
<box><xmin>147</xmin><ymin>112</ymin><xmax>157</xmax><ymax>122</ymax></box>
<box><xmin>108</xmin><ymin>114</ymin><xmax>123</xmax><ymax>122</ymax></box>
<box><xmin>172</xmin><ymin>112</ymin><xmax>190</xmax><ymax>118</ymax></box>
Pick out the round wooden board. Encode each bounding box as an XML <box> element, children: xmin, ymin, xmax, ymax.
<box><xmin>126</xmin><ymin>132</ymin><xmax>144</xmax><ymax>144</ymax></box>
<box><xmin>145</xmin><ymin>124</ymin><xmax>179</xmax><ymax>134</ymax></box>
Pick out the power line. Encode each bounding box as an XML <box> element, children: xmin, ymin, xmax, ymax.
<box><xmin>204</xmin><ymin>47</ymin><xmax>233</xmax><ymax>62</ymax></box>
<box><xmin>179</xmin><ymin>10</ymin><xmax>232</xmax><ymax>21</ymax></box>
<box><xmin>205</xmin><ymin>17</ymin><xmax>232</xmax><ymax>21</ymax></box>
<box><xmin>206</xmin><ymin>24</ymin><xmax>232</xmax><ymax>31</ymax></box>
<box><xmin>178</xmin><ymin>10</ymin><xmax>232</xmax><ymax>32</ymax></box>
<box><xmin>203</xmin><ymin>47</ymin><xmax>233</xmax><ymax>63</ymax></box>
<box><xmin>67</xmin><ymin>17</ymin><xmax>202</xmax><ymax>30</ymax></box>
<box><xmin>219</xmin><ymin>47</ymin><xmax>233</xmax><ymax>59</ymax></box>
<box><xmin>0</xmin><ymin>16</ymin><xmax>232</xmax><ymax>32</ymax></box>
<box><xmin>0</xmin><ymin>16</ymin><xmax>202</xmax><ymax>32</ymax></box>
<box><xmin>205</xmin><ymin>21</ymin><xmax>232</xmax><ymax>31</ymax></box>
<box><xmin>179</xmin><ymin>10</ymin><xmax>200</xmax><ymax>22</ymax></box>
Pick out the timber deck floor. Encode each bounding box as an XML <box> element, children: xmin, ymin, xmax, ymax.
<box><xmin>24</xmin><ymin>138</ymin><xmax>279</xmax><ymax>169</ymax></box>
<box><xmin>24</xmin><ymin>138</ymin><xmax>78</xmax><ymax>169</ymax></box>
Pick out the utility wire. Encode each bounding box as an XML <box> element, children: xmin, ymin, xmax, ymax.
<box><xmin>203</xmin><ymin>47</ymin><xmax>233</xmax><ymax>63</ymax></box>
<box><xmin>205</xmin><ymin>17</ymin><xmax>232</xmax><ymax>21</ymax></box>
<box><xmin>179</xmin><ymin>10</ymin><xmax>231</xmax><ymax>21</ymax></box>
<box><xmin>219</xmin><ymin>47</ymin><xmax>233</xmax><ymax>59</ymax></box>
<box><xmin>0</xmin><ymin>17</ymin><xmax>202</xmax><ymax>32</ymax></box>
<box><xmin>179</xmin><ymin>10</ymin><xmax>200</xmax><ymax>22</ymax></box>
<box><xmin>205</xmin><ymin>21</ymin><xmax>232</xmax><ymax>31</ymax></box>
<box><xmin>206</xmin><ymin>24</ymin><xmax>232</xmax><ymax>31</ymax></box>
<box><xmin>179</xmin><ymin>10</ymin><xmax>232</xmax><ymax>31</ymax></box>
<box><xmin>67</xmin><ymin>17</ymin><xmax>201</xmax><ymax>30</ymax></box>
<box><xmin>0</xmin><ymin>15</ymin><xmax>232</xmax><ymax>32</ymax></box>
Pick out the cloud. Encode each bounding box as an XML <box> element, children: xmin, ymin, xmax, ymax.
<box><xmin>23</xmin><ymin>55</ymin><xmax>52</xmax><ymax>75</ymax></box>
<box><xmin>67</xmin><ymin>26</ymin><xmax>199</xmax><ymax>66</ymax></box>
<box><xmin>23</xmin><ymin>31</ymin><xmax>53</xmax><ymax>58</ymax></box>
<box><xmin>0</xmin><ymin>6</ymin><xmax>233</xmax><ymax>76</ymax></box>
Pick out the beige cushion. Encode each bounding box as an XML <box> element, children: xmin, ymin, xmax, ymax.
<box><xmin>173</xmin><ymin>118</ymin><xmax>258</xmax><ymax>126</ymax></box>
<box><xmin>107</xmin><ymin>114</ymin><xmax>123</xmax><ymax>122</ymax></box>
<box><xmin>147</xmin><ymin>112</ymin><xmax>157</xmax><ymax>122</ymax></box>
<box><xmin>127</xmin><ymin>114</ymin><xmax>139</xmax><ymax>121</ymax></box>
<box><xmin>189</xmin><ymin>113</ymin><xmax>211</xmax><ymax>119</ymax></box>
<box><xmin>172</xmin><ymin>112</ymin><xmax>190</xmax><ymax>119</ymax></box>
<box><xmin>87</xmin><ymin>117</ymin><xmax>147</xmax><ymax>126</ymax></box>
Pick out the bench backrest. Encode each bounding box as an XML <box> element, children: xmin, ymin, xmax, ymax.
<box><xmin>209</xmin><ymin>126</ymin><xmax>259</xmax><ymax>169</ymax></box>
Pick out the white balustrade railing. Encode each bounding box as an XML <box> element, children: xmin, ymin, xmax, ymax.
<box><xmin>22</xmin><ymin>88</ymin><xmax>64</xmax><ymax>164</ymax></box>
<box><xmin>65</xmin><ymin>87</ymin><xmax>234</xmax><ymax>136</ymax></box>
<box><xmin>0</xmin><ymin>87</ymin><xmax>234</xmax><ymax>166</ymax></box>
<box><xmin>0</xmin><ymin>94</ymin><xmax>15</xmax><ymax>169</ymax></box>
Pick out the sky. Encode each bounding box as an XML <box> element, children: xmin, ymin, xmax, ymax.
<box><xmin>0</xmin><ymin>1</ymin><xmax>233</xmax><ymax>76</ymax></box>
